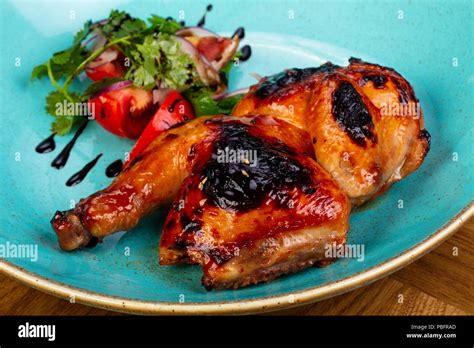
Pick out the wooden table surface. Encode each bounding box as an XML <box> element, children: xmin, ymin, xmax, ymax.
<box><xmin>1</xmin><ymin>218</ymin><xmax>472</xmax><ymax>316</ymax></box>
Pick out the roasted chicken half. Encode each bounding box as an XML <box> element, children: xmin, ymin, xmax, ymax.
<box><xmin>51</xmin><ymin>58</ymin><xmax>430</xmax><ymax>289</ymax></box>
<box><xmin>52</xmin><ymin>115</ymin><xmax>350</xmax><ymax>289</ymax></box>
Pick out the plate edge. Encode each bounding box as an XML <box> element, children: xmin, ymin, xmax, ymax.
<box><xmin>0</xmin><ymin>202</ymin><xmax>472</xmax><ymax>315</ymax></box>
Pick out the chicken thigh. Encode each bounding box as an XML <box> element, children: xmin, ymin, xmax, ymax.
<box><xmin>159</xmin><ymin>116</ymin><xmax>350</xmax><ymax>289</ymax></box>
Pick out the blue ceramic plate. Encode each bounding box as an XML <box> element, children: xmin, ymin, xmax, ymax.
<box><xmin>0</xmin><ymin>0</ymin><xmax>472</xmax><ymax>314</ymax></box>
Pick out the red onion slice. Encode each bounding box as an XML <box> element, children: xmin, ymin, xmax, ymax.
<box><xmin>96</xmin><ymin>18</ymin><xmax>109</xmax><ymax>25</ymax></box>
<box><xmin>91</xmin><ymin>33</ymin><xmax>107</xmax><ymax>53</ymax></box>
<box><xmin>176</xmin><ymin>26</ymin><xmax>220</xmax><ymax>38</ymax></box>
<box><xmin>87</xmin><ymin>48</ymin><xmax>118</xmax><ymax>69</ymax></box>
<box><xmin>212</xmin><ymin>36</ymin><xmax>240</xmax><ymax>71</ymax></box>
<box><xmin>86</xmin><ymin>28</ymin><xmax>107</xmax><ymax>53</ymax></box>
<box><xmin>173</xmin><ymin>36</ymin><xmax>220</xmax><ymax>86</ymax></box>
<box><xmin>212</xmin><ymin>87</ymin><xmax>249</xmax><ymax>101</ymax></box>
<box><xmin>81</xmin><ymin>34</ymin><xmax>97</xmax><ymax>47</ymax></box>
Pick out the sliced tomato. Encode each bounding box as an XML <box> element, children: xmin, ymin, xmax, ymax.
<box><xmin>89</xmin><ymin>87</ymin><xmax>154</xmax><ymax>139</ymax></box>
<box><xmin>196</xmin><ymin>36</ymin><xmax>231</xmax><ymax>62</ymax></box>
<box><xmin>125</xmin><ymin>91</ymin><xmax>195</xmax><ymax>167</ymax></box>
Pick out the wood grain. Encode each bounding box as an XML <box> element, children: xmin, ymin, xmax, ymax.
<box><xmin>0</xmin><ymin>218</ymin><xmax>472</xmax><ymax>316</ymax></box>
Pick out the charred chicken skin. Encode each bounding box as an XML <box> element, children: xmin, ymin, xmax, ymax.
<box><xmin>51</xmin><ymin>58</ymin><xmax>430</xmax><ymax>289</ymax></box>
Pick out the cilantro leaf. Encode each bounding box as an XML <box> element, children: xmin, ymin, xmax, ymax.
<box><xmin>126</xmin><ymin>34</ymin><xmax>198</xmax><ymax>90</ymax></box>
<box><xmin>73</xmin><ymin>20</ymin><xmax>93</xmax><ymax>44</ymax></box>
<box><xmin>45</xmin><ymin>91</ymin><xmax>85</xmax><ymax>134</ymax></box>
<box><xmin>45</xmin><ymin>91</ymin><xmax>68</xmax><ymax>116</ymax></box>
<box><xmin>33</xmin><ymin>41</ymin><xmax>88</xmax><ymax>83</ymax></box>
<box><xmin>101</xmin><ymin>10</ymin><xmax>147</xmax><ymax>40</ymax></box>
<box><xmin>183</xmin><ymin>87</ymin><xmax>243</xmax><ymax>117</ymax></box>
<box><xmin>45</xmin><ymin>90</ymin><xmax>82</xmax><ymax>116</ymax></box>
<box><xmin>51</xmin><ymin>116</ymin><xmax>75</xmax><ymax>135</ymax></box>
<box><xmin>31</xmin><ymin>63</ymin><xmax>48</xmax><ymax>80</ymax></box>
<box><xmin>51</xmin><ymin>50</ymin><xmax>72</xmax><ymax>65</ymax></box>
<box><xmin>147</xmin><ymin>15</ymin><xmax>182</xmax><ymax>34</ymax></box>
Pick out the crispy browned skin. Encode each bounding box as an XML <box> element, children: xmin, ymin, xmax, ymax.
<box><xmin>159</xmin><ymin>117</ymin><xmax>350</xmax><ymax>289</ymax></box>
<box><xmin>233</xmin><ymin>58</ymin><xmax>430</xmax><ymax>204</ymax></box>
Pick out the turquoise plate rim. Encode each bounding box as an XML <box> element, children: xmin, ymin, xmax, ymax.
<box><xmin>1</xmin><ymin>0</ymin><xmax>472</xmax><ymax>315</ymax></box>
<box><xmin>1</xmin><ymin>203</ymin><xmax>471</xmax><ymax>315</ymax></box>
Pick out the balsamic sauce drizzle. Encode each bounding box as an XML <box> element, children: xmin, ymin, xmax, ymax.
<box><xmin>197</xmin><ymin>4</ymin><xmax>213</xmax><ymax>27</ymax></box>
<box><xmin>232</xmin><ymin>27</ymin><xmax>245</xmax><ymax>39</ymax></box>
<box><xmin>233</xmin><ymin>27</ymin><xmax>245</xmax><ymax>39</ymax></box>
<box><xmin>105</xmin><ymin>159</ymin><xmax>123</xmax><ymax>178</ymax></box>
<box><xmin>66</xmin><ymin>153</ymin><xmax>102</xmax><ymax>187</ymax></box>
<box><xmin>51</xmin><ymin>121</ymin><xmax>88</xmax><ymax>169</ymax></box>
<box><xmin>239</xmin><ymin>45</ymin><xmax>252</xmax><ymax>62</ymax></box>
<box><xmin>35</xmin><ymin>133</ymin><xmax>56</xmax><ymax>154</ymax></box>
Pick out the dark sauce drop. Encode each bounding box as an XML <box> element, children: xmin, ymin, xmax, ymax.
<box><xmin>197</xmin><ymin>4</ymin><xmax>213</xmax><ymax>27</ymax></box>
<box><xmin>232</xmin><ymin>27</ymin><xmax>245</xmax><ymax>39</ymax></box>
<box><xmin>35</xmin><ymin>133</ymin><xmax>56</xmax><ymax>154</ymax></box>
<box><xmin>105</xmin><ymin>159</ymin><xmax>123</xmax><ymax>178</ymax></box>
<box><xmin>239</xmin><ymin>45</ymin><xmax>252</xmax><ymax>62</ymax></box>
<box><xmin>65</xmin><ymin>153</ymin><xmax>102</xmax><ymax>187</ymax></box>
<box><xmin>51</xmin><ymin>121</ymin><xmax>88</xmax><ymax>169</ymax></box>
<box><xmin>168</xmin><ymin>98</ymin><xmax>182</xmax><ymax>113</ymax></box>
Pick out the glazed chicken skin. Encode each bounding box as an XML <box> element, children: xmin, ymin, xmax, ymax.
<box><xmin>233</xmin><ymin>58</ymin><xmax>431</xmax><ymax>204</ymax></box>
<box><xmin>51</xmin><ymin>58</ymin><xmax>430</xmax><ymax>289</ymax></box>
<box><xmin>159</xmin><ymin>116</ymin><xmax>350</xmax><ymax>289</ymax></box>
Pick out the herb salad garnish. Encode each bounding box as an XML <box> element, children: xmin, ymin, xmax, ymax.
<box><xmin>32</xmin><ymin>10</ymin><xmax>245</xmax><ymax>135</ymax></box>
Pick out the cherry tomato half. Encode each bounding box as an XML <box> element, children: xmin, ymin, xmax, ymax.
<box><xmin>125</xmin><ymin>91</ymin><xmax>195</xmax><ymax>167</ymax></box>
<box><xmin>89</xmin><ymin>87</ymin><xmax>154</xmax><ymax>139</ymax></box>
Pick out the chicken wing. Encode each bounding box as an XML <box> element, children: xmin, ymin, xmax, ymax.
<box><xmin>52</xmin><ymin>118</ymin><xmax>216</xmax><ymax>250</ymax></box>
